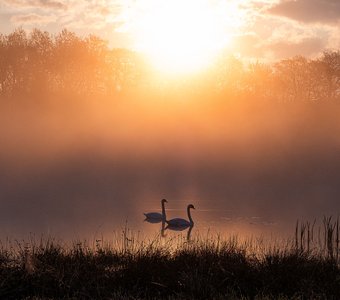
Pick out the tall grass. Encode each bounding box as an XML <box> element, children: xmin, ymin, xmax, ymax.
<box><xmin>295</xmin><ymin>216</ymin><xmax>340</xmax><ymax>260</ymax></box>
<box><xmin>1</xmin><ymin>220</ymin><xmax>340</xmax><ymax>299</ymax></box>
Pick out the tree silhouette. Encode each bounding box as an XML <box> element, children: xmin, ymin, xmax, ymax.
<box><xmin>319</xmin><ymin>51</ymin><xmax>340</xmax><ymax>101</ymax></box>
<box><xmin>0</xmin><ymin>28</ymin><xmax>339</xmax><ymax>102</ymax></box>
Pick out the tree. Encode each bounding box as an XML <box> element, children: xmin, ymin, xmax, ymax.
<box><xmin>273</xmin><ymin>56</ymin><xmax>313</xmax><ymax>102</ymax></box>
<box><xmin>245</xmin><ymin>62</ymin><xmax>274</xmax><ymax>100</ymax></box>
<box><xmin>318</xmin><ymin>51</ymin><xmax>340</xmax><ymax>100</ymax></box>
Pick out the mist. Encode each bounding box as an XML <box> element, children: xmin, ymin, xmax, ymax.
<box><xmin>1</xmin><ymin>94</ymin><xmax>340</xmax><ymax>240</ymax></box>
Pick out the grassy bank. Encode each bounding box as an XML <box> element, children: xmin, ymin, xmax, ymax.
<box><xmin>1</xmin><ymin>224</ymin><xmax>340</xmax><ymax>300</ymax></box>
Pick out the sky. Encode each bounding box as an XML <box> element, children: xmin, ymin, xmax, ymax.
<box><xmin>1</xmin><ymin>0</ymin><xmax>340</xmax><ymax>61</ymax></box>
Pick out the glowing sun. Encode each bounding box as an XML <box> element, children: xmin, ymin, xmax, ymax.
<box><xmin>130</xmin><ymin>0</ymin><xmax>242</xmax><ymax>74</ymax></box>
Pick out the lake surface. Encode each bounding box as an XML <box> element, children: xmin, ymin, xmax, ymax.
<box><xmin>0</xmin><ymin>188</ymin><xmax>335</xmax><ymax>243</ymax></box>
<box><xmin>1</xmin><ymin>102</ymin><xmax>340</xmax><ymax>242</ymax></box>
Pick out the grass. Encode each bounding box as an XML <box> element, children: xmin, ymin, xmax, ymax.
<box><xmin>1</xmin><ymin>220</ymin><xmax>340</xmax><ymax>300</ymax></box>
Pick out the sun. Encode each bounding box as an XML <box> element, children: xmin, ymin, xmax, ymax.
<box><xmin>128</xmin><ymin>0</ymin><xmax>243</xmax><ymax>75</ymax></box>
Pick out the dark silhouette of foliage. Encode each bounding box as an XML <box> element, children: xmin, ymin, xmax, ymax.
<box><xmin>1</xmin><ymin>236</ymin><xmax>340</xmax><ymax>299</ymax></box>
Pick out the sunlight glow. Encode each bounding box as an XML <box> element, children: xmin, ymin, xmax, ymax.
<box><xmin>129</xmin><ymin>0</ymin><xmax>244</xmax><ymax>74</ymax></box>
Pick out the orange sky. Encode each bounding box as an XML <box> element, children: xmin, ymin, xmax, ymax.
<box><xmin>0</xmin><ymin>0</ymin><xmax>339</xmax><ymax>61</ymax></box>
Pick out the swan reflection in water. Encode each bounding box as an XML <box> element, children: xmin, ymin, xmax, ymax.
<box><xmin>161</xmin><ymin>222</ymin><xmax>194</xmax><ymax>241</ymax></box>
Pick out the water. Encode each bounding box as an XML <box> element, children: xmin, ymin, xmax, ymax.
<box><xmin>1</xmin><ymin>101</ymin><xmax>340</xmax><ymax>242</ymax></box>
<box><xmin>0</xmin><ymin>172</ymin><xmax>338</xmax><ymax>243</ymax></box>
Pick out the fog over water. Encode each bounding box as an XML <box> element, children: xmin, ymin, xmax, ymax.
<box><xmin>1</xmin><ymin>97</ymin><xmax>340</xmax><ymax>241</ymax></box>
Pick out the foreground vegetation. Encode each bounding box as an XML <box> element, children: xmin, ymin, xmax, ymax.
<box><xmin>1</xmin><ymin>219</ymin><xmax>340</xmax><ymax>300</ymax></box>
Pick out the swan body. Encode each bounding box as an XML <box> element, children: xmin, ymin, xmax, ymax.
<box><xmin>144</xmin><ymin>199</ymin><xmax>167</xmax><ymax>222</ymax></box>
<box><xmin>144</xmin><ymin>212</ymin><xmax>163</xmax><ymax>219</ymax></box>
<box><xmin>166</xmin><ymin>204</ymin><xmax>195</xmax><ymax>228</ymax></box>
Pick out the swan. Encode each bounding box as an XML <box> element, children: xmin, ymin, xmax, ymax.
<box><xmin>144</xmin><ymin>199</ymin><xmax>168</xmax><ymax>222</ymax></box>
<box><xmin>166</xmin><ymin>204</ymin><xmax>195</xmax><ymax>228</ymax></box>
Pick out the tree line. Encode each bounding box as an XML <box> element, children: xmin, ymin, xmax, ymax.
<box><xmin>1</xmin><ymin>28</ymin><xmax>340</xmax><ymax>102</ymax></box>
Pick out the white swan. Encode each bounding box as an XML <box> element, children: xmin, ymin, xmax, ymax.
<box><xmin>166</xmin><ymin>204</ymin><xmax>195</xmax><ymax>228</ymax></box>
<box><xmin>144</xmin><ymin>199</ymin><xmax>168</xmax><ymax>222</ymax></box>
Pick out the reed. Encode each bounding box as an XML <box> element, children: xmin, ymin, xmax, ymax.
<box><xmin>295</xmin><ymin>216</ymin><xmax>340</xmax><ymax>260</ymax></box>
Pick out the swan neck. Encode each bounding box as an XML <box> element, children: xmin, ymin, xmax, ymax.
<box><xmin>187</xmin><ymin>206</ymin><xmax>194</xmax><ymax>225</ymax></box>
<box><xmin>161</xmin><ymin>201</ymin><xmax>166</xmax><ymax>219</ymax></box>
